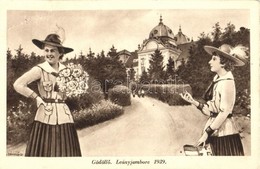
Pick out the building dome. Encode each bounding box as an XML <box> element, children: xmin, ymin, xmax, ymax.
<box><xmin>149</xmin><ymin>16</ymin><xmax>174</xmax><ymax>40</ymax></box>
<box><xmin>175</xmin><ymin>25</ymin><xmax>190</xmax><ymax>45</ymax></box>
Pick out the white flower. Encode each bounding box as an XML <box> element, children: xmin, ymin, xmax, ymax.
<box><xmin>55</xmin><ymin>62</ymin><xmax>89</xmax><ymax>97</ymax></box>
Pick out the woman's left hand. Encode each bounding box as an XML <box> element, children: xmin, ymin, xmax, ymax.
<box><xmin>196</xmin><ymin>132</ymin><xmax>208</xmax><ymax>147</ymax></box>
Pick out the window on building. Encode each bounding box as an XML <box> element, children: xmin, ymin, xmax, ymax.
<box><xmin>141</xmin><ymin>58</ymin><xmax>145</xmax><ymax>72</ymax></box>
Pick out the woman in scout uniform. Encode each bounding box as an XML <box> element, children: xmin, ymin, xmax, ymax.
<box><xmin>180</xmin><ymin>44</ymin><xmax>248</xmax><ymax>156</ymax></box>
<box><xmin>14</xmin><ymin>34</ymin><xmax>81</xmax><ymax>157</ymax></box>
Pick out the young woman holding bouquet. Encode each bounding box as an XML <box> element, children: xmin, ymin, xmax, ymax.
<box><xmin>180</xmin><ymin>44</ymin><xmax>248</xmax><ymax>156</ymax></box>
<box><xmin>13</xmin><ymin>33</ymin><xmax>82</xmax><ymax>157</ymax></box>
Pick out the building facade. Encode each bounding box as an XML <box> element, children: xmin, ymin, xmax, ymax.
<box><xmin>117</xmin><ymin>16</ymin><xmax>193</xmax><ymax>80</ymax></box>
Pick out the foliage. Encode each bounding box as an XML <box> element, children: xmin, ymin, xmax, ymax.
<box><xmin>176</xmin><ymin>23</ymin><xmax>250</xmax><ymax>115</ymax></box>
<box><xmin>235</xmin><ymin>89</ymin><xmax>250</xmax><ymax>116</ymax></box>
<box><xmin>144</xmin><ymin>84</ymin><xmax>192</xmax><ymax>106</ymax></box>
<box><xmin>7</xmin><ymin>100</ymin><xmax>36</xmax><ymax>145</ymax></box>
<box><xmin>107</xmin><ymin>45</ymin><xmax>119</xmax><ymax>60</ymax></box>
<box><xmin>7</xmin><ymin>98</ymin><xmax>123</xmax><ymax>145</ymax></box>
<box><xmin>165</xmin><ymin>57</ymin><xmax>175</xmax><ymax>79</ymax></box>
<box><xmin>176</xmin><ymin>36</ymin><xmax>213</xmax><ymax>98</ymax></box>
<box><xmin>83</xmin><ymin>49</ymin><xmax>127</xmax><ymax>99</ymax></box>
<box><xmin>73</xmin><ymin>100</ymin><xmax>124</xmax><ymax>129</ymax></box>
<box><xmin>148</xmin><ymin>49</ymin><xmax>165</xmax><ymax>82</ymax></box>
<box><xmin>7</xmin><ymin>47</ymin><xmax>44</xmax><ymax>110</ymax></box>
<box><xmin>211</xmin><ymin>22</ymin><xmax>222</xmax><ymax>46</ymax></box>
<box><xmin>128</xmin><ymin>66</ymin><xmax>136</xmax><ymax>81</ymax></box>
<box><xmin>139</xmin><ymin>69</ymin><xmax>150</xmax><ymax>84</ymax></box>
<box><xmin>108</xmin><ymin>85</ymin><xmax>131</xmax><ymax>106</ymax></box>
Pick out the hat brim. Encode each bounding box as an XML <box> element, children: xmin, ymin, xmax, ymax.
<box><xmin>32</xmin><ymin>39</ymin><xmax>73</xmax><ymax>54</ymax></box>
<box><xmin>204</xmin><ymin>46</ymin><xmax>245</xmax><ymax>66</ymax></box>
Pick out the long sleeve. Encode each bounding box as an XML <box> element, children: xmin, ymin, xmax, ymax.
<box><xmin>13</xmin><ymin>66</ymin><xmax>42</xmax><ymax>98</ymax></box>
<box><xmin>209</xmin><ymin>80</ymin><xmax>235</xmax><ymax>130</ymax></box>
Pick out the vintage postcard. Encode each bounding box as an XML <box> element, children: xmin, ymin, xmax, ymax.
<box><xmin>1</xmin><ymin>0</ymin><xmax>259</xmax><ymax>169</ymax></box>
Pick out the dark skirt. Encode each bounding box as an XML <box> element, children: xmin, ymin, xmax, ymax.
<box><xmin>207</xmin><ymin>133</ymin><xmax>244</xmax><ymax>156</ymax></box>
<box><xmin>25</xmin><ymin>121</ymin><xmax>82</xmax><ymax>157</ymax></box>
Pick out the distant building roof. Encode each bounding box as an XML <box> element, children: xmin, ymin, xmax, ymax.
<box><xmin>175</xmin><ymin>26</ymin><xmax>190</xmax><ymax>45</ymax></box>
<box><xmin>117</xmin><ymin>49</ymin><xmax>138</xmax><ymax>68</ymax></box>
<box><xmin>149</xmin><ymin>15</ymin><xmax>175</xmax><ymax>40</ymax></box>
<box><xmin>125</xmin><ymin>50</ymin><xmax>138</xmax><ymax>68</ymax></box>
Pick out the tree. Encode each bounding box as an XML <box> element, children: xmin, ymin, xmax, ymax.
<box><xmin>84</xmin><ymin>54</ymin><xmax>127</xmax><ymax>99</ymax></box>
<box><xmin>211</xmin><ymin>22</ymin><xmax>222</xmax><ymax>46</ymax></box>
<box><xmin>128</xmin><ymin>66</ymin><xmax>136</xmax><ymax>81</ymax></box>
<box><xmin>7</xmin><ymin>48</ymin><xmax>12</xmax><ymax>59</ymax></box>
<box><xmin>234</xmin><ymin>27</ymin><xmax>250</xmax><ymax>47</ymax></box>
<box><xmin>7</xmin><ymin>45</ymin><xmax>41</xmax><ymax>109</ymax></box>
<box><xmin>107</xmin><ymin>45</ymin><xmax>119</xmax><ymax>60</ymax></box>
<box><xmin>86</xmin><ymin>48</ymin><xmax>95</xmax><ymax>59</ymax></box>
<box><xmin>79</xmin><ymin>51</ymin><xmax>85</xmax><ymax>61</ymax></box>
<box><xmin>177</xmin><ymin>32</ymin><xmax>213</xmax><ymax>98</ymax></box>
<box><xmin>100</xmin><ymin>50</ymin><xmax>106</xmax><ymax>58</ymax></box>
<box><xmin>221</xmin><ymin>22</ymin><xmax>236</xmax><ymax>45</ymax></box>
<box><xmin>139</xmin><ymin>69</ymin><xmax>150</xmax><ymax>84</ymax></box>
<box><xmin>177</xmin><ymin>23</ymin><xmax>250</xmax><ymax>102</ymax></box>
<box><xmin>147</xmin><ymin>49</ymin><xmax>165</xmax><ymax>82</ymax></box>
<box><xmin>7</xmin><ymin>49</ymin><xmax>14</xmax><ymax>102</ymax></box>
<box><xmin>165</xmin><ymin>57</ymin><xmax>175</xmax><ymax>80</ymax></box>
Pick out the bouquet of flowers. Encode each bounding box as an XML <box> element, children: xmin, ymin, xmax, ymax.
<box><xmin>55</xmin><ymin>63</ymin><xmax>89</xmax><ymax>97</ymax></box>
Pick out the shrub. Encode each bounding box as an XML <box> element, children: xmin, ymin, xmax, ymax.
<box><xmin>7</xmin><ymin>99</ymin><xmax>124</xmax><ymax>145</ymax></box>
<box><xmin>73</xmin><ymin>100</ymin><xmax>124</xmax><ymax>129</ymax></box>
<box><xmin>7</xmin><ymin>100</ymin><xmax>36</xmax><ymax>145</ymax></box>
<box><xmin>234</xmin><ymin>89</ymin><xmax>251</xmax><ymax>116</ymax></box>
<box><xmin>143</xmin><ymin>84</ymin><xmax>192</xmax><ymax>106</ymax></box>
<box><xmin>108</xmin><ymin>85</ymin><xmax>131</xmax><ymax>106</ymax></box>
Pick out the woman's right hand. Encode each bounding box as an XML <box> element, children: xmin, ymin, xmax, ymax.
<box><xmin>36</xmin><ymin>96</ymin><xmax>47</xmax><ymax>107</ymax></box>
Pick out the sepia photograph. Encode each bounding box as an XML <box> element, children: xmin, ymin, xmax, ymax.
<box><xmin>1</xmin><ymin>0</ymin><xmax>259</xmax><ymax>169</ymax></box>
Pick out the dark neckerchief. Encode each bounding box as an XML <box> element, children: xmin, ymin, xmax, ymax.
<box><xmin>203</xmin><ymin>78</ymin><xmax>233</xmax><ymax>101</ymax></box>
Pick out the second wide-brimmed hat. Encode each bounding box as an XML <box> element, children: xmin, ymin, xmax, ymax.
<box><xmin>204</xmin><ymin>44</ymin><xmax>245</xmax><ymax>66</ymax></box>
<box><xmin>32</xmin><ymin>34</ymin><xmax>73</xmax><ymax>54</ymax></box>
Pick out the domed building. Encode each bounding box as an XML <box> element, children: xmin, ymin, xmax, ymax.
<box><xmin>175</xmin><ymin>25</ymin><xmax>190</xmax><ymax>45</ymax></box>
<box><xmin>136</xmin><ymin>15</ymin><xmax>192</xmax><ymax>79</ymax></box>
<box><xmin>117</xmin><ymin>15</ymin><xmax>193</xmax><ymax>80</ymax></box>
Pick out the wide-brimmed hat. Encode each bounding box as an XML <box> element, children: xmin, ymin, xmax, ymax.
<box><xmin>32</xmin><ymin>34</ymin><xmax>73</xmax><ymax>54</ymax></box>
<box><xmin>204</xmin><ymin>44</ymin><xmax>245</xmax><ymax>66</ymax></box>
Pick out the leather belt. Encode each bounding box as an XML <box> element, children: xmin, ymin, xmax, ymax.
<box><xmin>43</xmin><ymin>98</ymin><xmax>65</xmax><ymax>103</ymax></box>
<box><xmin>210</xmin><ymin>112</ymin><xmax>232</xmax><ymax>118</ymax></box>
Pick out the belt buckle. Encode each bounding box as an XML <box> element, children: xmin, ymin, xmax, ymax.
<box><xmin>55</xmin><ymin>99</ymin><xmax>58</xmax><ymax>103</ymax></box>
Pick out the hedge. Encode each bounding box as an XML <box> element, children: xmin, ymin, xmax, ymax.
<box><xmin>108</xmin><ymin>85</ymin><xmax>131</xmax><ymax>106</ymax></box>
<box><xmin>142</xmin><ymin>84</ymin><xmax>192</xmax><ymax>106</ymax></box>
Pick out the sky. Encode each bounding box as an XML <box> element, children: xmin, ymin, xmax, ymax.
<box><xmin>7</xmin><ymin>9</ymin><xmax>250</xmax><ymax>59</ymax></box>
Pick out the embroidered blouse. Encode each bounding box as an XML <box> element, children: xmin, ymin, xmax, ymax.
<box><xmin>13</xmin><ymin>61</ymin><xmax>74</xmax><ymax>125</ymax></box>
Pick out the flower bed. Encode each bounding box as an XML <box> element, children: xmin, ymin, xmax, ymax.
<box><xmin>73</xmin><ymin>100</ymin><xmax>124</xmax><ymax>129</ymax></box>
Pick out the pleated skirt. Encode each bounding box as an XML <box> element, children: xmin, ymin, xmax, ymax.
<box><xmin>25</xmin><ymin>121</ymin><xmax>82</xmax><ymax>157</ymax></box>
<box><xmin>208</xmin><ymin>133</ymin><xmax>244</xmax><ymax>156</ymax></box>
